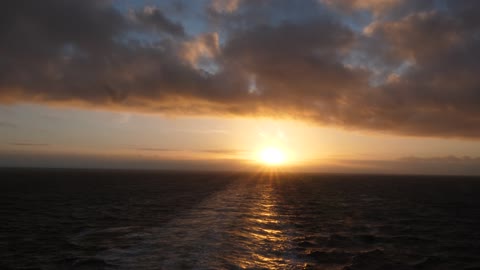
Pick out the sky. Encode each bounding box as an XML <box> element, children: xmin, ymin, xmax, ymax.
<box><xmin>1</xmin><ymin>0</ymin><xmax>480</xmax><ymax>174</ymax></box>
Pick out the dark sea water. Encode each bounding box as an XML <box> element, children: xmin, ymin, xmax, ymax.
<box><xmin>1</xmin><ymin>169</ymin><xmax>480</xmax><ymax>270</ymax></box>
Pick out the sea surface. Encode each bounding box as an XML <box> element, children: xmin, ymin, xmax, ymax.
<box><xmin>1</xmin><ymin>169</ymin><xmax>480</xmax><ymax>269</ymax></box>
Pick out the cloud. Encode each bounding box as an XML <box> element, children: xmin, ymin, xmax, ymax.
<box><xmin>129</xmin><ymin>6</ymin><xmax>185</xmax><ymax>36</ymax></box>
<box><xmin>198</xmin><ymin>149</ymin><xmax>244</xmax><ymax>155</ymax></box>
<box><xmin>321</xmin><ymin>0</ymin><xmax>402</xmax><ymax>16</ymax></box>
<box><xmin>321</xmin><ymin>0</ymin><xmax>436</xmax><ymax>18</ymax></box>
<box><xmin>135</xmin><ymin>147</ymin><xmax>243</xmax><ymax>155</ymax></box>
<box><xmin>307</xmin><ymin>155</ymin><xmax>480</xmax><ymax>175</ymax></box>
<box><xmin>10</xmin><ymin>143</ymin><xmax>49</xmax><ymax>147</ymax></box>
<box><xmin>360</xmin><ymin>4</ymin><xmax>480</xmax><ymax>137</ymax></box>
<box><xmin>136</xmin><ymin>147</ymin><xmax>173</xmax><ymax>152</ymax></box>
<box><xmin>210</xmin><ymin>0</ymin><xmax>241</xmax><ymax>13</ymax></box>
<box><xmin>180</xmin><ymin>32</ymin><xmax>220</xmax><ymax>67</ymax></box>
<box><xmin>1</xmin><ymin>1</ymin><xmax>480</xmax><ymax>138</ymax></box>
<box><xmin>0</xmin><ymin>121</ymin><xmax>16</xmax><ymax>128</ymax></box>
<box><xmin>0</xmin><ymin>151</ymin><xmax>250</xmax><ymax>170</ymax></box>
<box><xmin>174</xmin><ymin>129</ymin><xmax>229</xmax><ymax>134</ymax></box>
<box><xmin>398</xmin><ymin>155</ymin><xmax>480</xmax><ymax>163</ymax></box>
<box><xmin>392</xmin><ymin>155</ymin><xmax>480</xmax><ymax>175</ymax></box>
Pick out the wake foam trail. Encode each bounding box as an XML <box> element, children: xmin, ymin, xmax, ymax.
<box><xmin>99</xmin><ymin>177</ymin><xmax>304</xmax><ymax>269</ymax></box>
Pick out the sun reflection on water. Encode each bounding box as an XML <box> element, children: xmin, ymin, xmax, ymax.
<box><xmin>100</xmin><ymin>168</ymin><xmax>302</xmax><ymax>269</ymax></box>
<box><xmin>231</xmin><ymin>169</ymin><xmax>296</xmax><ymax>269</ymax></box>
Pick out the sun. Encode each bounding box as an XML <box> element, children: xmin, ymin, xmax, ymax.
<box><xmin>258</xmin><ymin>147</ymin><xmax>286</xmax><ymax>166</ymax></box>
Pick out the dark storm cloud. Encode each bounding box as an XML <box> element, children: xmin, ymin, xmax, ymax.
<box><xmin>2</xmin><ymin>0</ymin><xmax>480</xmax><ymax>138</ymax></box>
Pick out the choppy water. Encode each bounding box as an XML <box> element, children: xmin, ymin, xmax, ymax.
<box><xmin>1</xmin><ymin>169</ymin><xmax>480</xmax><ymax>269</ymax></box>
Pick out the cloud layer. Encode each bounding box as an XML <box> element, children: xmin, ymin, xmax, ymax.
<box><xmin>1</xmin><ymin>0</ymin><xmax>480</xmax><ymax>138</ymax></box>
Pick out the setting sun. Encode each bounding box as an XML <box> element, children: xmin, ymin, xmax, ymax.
<box><xmin>259</xmin><ymin>147</ymin><xmax>286</xmax><ymax>166</ymax></box>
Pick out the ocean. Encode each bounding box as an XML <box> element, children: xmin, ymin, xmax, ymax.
<box><xmin>1</xmin><ymin>169</ymin><xmax>480</xmax><ymax>269</ymax></box>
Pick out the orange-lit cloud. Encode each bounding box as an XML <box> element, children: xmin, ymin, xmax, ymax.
<box><xmin>210</xmin><ymin>0</ymin><xmax>241</xmax><ymax>13</ymax></box>
<box><xmin>2</xmin><ymin>0</ymin><xmax>480</xmax><ymax>138</ymax></box>
<box><xmin>180</xmin><ymin>32</ymin><xmax>220</xmax><ymax>67</ymax></box>
<box><xmin>321</xmin><ymin>0</ymin><xmax>402</xmax><ymax>16</ymax></box>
